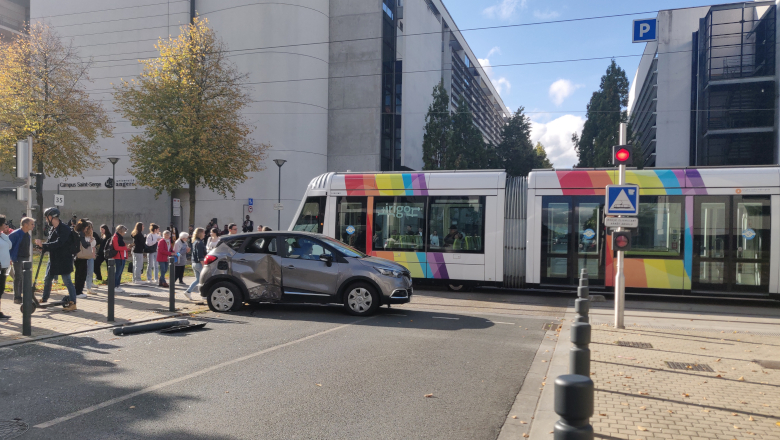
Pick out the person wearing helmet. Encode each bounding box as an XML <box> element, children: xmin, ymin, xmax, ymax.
<box><xmin>34</xmin><ymin>207</ymin><xmax>78</xmax><ymax>312</ymax></box>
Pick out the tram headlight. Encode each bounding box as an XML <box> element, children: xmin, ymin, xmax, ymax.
<box><xmin>374</xmin><ymin>267</ymin><xmax>403</xmax><ymax>278</ymax></box>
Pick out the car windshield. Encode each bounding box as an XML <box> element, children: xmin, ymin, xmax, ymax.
<box><xmin>320</xmin><ymin>236</ymin><xmax>366</xmax><ymax>258</ymax></box>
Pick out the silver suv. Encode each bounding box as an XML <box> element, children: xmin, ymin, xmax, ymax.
<box><xmin>199</xmin><ymin>232</ymin><xmax>413</xmax><ymax>315</ymax></box>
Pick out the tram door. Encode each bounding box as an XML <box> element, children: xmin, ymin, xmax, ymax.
<box><xmin>692</xmin><ymin>196</ymin><xmax>770</xmax><ymax>293</ymax></box>
<box><xmin>541</xmin><ymin>196</ymin><xmax>605</xmax><ymax>286</ymax></box>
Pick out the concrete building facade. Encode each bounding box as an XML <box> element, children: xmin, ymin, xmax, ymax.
<box><xmin>628</xmin><ymin>1</ymin><xmax>779</xmax><ymax>168</ymax></box>
<box><xmin>1</xmin><ymin>0</ymin><xmax>508</xmax><ymax>231</ymax></box>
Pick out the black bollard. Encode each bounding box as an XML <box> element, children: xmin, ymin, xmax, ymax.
<box><xmin>22</xmin><ymin>261</ymin><xmax>33</xmax><ymax>336</ymax></box>
<box><xmin>107</xmin><ymin>260</ymin><xmax>115</xmax><ymax>322</ymax></box>
<box><xmin>168</xmin><ymin>256</ymin><xmax>175</xmax><ymax>312</ymax></box>
<box><xmin>570</xmin><ymin>268</ymin><xmax>591</xmax><ymax>376</ymax></box>
<box><xmin>554</xmin><ymin>374</ymin><xmax>594</xmax><ymax>440</ymax></box>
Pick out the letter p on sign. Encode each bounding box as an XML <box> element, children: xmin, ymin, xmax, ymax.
<box><xmin>633</xmin><ymin>18</ymin><xmax>657</xmax><ymax>43</ymax></box>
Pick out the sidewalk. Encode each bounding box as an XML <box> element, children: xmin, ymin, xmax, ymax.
<box><xmin>510</xmin><ymin>299</ymin><xmax>780</xmax><ymax>440</ymax></box>
<box><xmin>0</xmin><ymin>277</ymin><xmax>208</xmax><ymax>347</ymax></box>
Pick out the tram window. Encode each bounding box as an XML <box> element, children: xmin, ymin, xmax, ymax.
<box><xmin>629</xmin><ymin>196</ymin><xmax>683</xmax><ymax>257</ymax></box>
<box><xmin>292</xmin><ymin>197</ymin><xmax>326</xmax><ymax>233</ymax></box>
<box><xmin>428</xmin><ymin>196</ymin><xmax>485</xmax><ymax>253</ymax></box>
<box><xmin>335</xmin><ymin>197</ymin><xmax>367</xmax><ymax>253</ymax></box>
<box><xmin>374</xmin><ymin>197</ymin><xmax>426</xmax><ymax>251</ymax></box>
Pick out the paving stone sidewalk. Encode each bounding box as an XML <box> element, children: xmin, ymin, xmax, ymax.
<box><xmin>0</xmin><ymin>278</ymin><xmax>207</xmax><ymax>347</ymax></box>
<box><xmin>589</xmin><ymin>324</ymin><xmax>780</xmax><ymax>440</ymax></box>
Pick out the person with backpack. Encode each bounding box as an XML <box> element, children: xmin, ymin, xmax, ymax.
<box><xmin>109</xmin><ymin>225</ymin><xmax>129</xmax><ymax>293</ymax></box>
<box><xmin>34</xmin><ymin>207</ymin><xmax>78</xmax><ymax>311</ymax></box>
<box><xmin>156</xmin><ymin>230</ymin><xmax>173</xmax><ymax>288</ymax></box>
<box><xmin>145</xmin><ymin>223</ymin><xmax>161</xmax><ymax>283</ymax></box>
<box><xmin>130</xmin><ymin>222</ymin><xmax>146</xmax><ymax>284</ymax></box>
<box><xmin>73</xmin><ymin>219</ymin><xmax>95</xmax><ymax>299</ymax></box>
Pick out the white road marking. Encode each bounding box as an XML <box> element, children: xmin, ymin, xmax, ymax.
<box><xmin>490</xmin><ymin>321</ymin><xmax>515</xmax><ymax>325</ymax></box>
<box><xmin>34</xmin><ymin>317</ymin><xmax>373</xmax><ymax>429</ymax></box>
<box><xmin>432</xmin><ymin>316</ymin><xmax>459</xmax><ymax>320</ymax></box>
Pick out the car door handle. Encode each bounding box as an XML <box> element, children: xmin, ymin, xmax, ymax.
<box><xmin>286</xmin><ymin>265</ymin><xmax>295</xmax><ymax>269</ymax></box>
<box><xmin>237</xmin><ymin>258</ymin><xmax>248</xmax><ymax>262</ymax></box>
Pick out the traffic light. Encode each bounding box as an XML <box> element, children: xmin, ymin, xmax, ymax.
<box><xmin>613</xmin><ymin>231</ymin><xmax>632</xmax><ymax>252</ymax></box>
<box><xmin>612</xmin><ymin>145</ymin><xmax>632</xmax><ymax>166</ymax></box>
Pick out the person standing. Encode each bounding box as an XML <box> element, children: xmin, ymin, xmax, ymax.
<box><xmin>156</xmin><ymin>230</ymin><xmax>173</xmax><ymax>288</ymax></box>
<box><xmin>242</xmin><ymin>215</ymin><xmax>254</xmax><ymax>233</ymax></box>
<box><xmin>84</xmin><ymin>222</ymin><xmax>97</xmax><ymax>294</ymax></box>
<box><xmin>111</xmin><ymin>225</ymin><xmax>129</xmax><ymax>293</ymax></box>
<box><xmin>227</xmin><ymin>223</ymin><xmax>239</xmax><ymax>235</ymax></box>
<box><xmin>35</xmin><ymin>207</ymin><xmax>78</xmax><ymax>312</ymax></box>
<box><xmin>0</xmin><ymin>215</ymin><xmax>12</xmax><ymax>319</ymax></box>
<box><xmin>94</xmin><ymin>224</ymin><xmax>110</xmax><ymax>282</ymax></box>
<box><xmin>173</xmin><ymin>232</ymin><xmax>190</xmax><ymax>285</ymax></box>
<box><xmin>130</xmin><ymin>222</ymin><xmax>146</xmax><ymax>284</ymax></box>
<box><xmin>145</xmin><ymin>223</ymin><xmax>161</xmax><ymax>283</ymax></box>
<box><xmin>8</xmin><ymin>217</ymin><xmax>34</xmax><ymax>304</ymax></box>
<box><xmin>185</xmin><ymin>228</ymin><xmax>206</xmax><ymax>300</ymax></box>
<box><xmin>206</xmin><ymin>228</ymin><xmax>220</xmax><ymax>251</ymax></box>
<box><xmin>221</xmin><ymin>224</ymin><xmax>229</xmax><ymax>236</ymax></box>
<box><xmin>73</xmin><ymin>219</ymin><xmax>94</xmax><ymax>299</ymax></box>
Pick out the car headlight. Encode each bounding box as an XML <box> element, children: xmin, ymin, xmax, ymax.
<box><xmin>374</xmin><ymin>267</ymin><xmax>403</xmax><ymax>278</ymax></box>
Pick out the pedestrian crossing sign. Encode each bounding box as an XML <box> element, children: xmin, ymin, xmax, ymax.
<box><xmin>605</xmin><ymin>185</ymin><xmax>639</xmax><ymax>216</ymax></box>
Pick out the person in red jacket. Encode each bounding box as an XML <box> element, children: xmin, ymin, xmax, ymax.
<box><xmin>112</xmin><ymin>225</ymin><xmax>129</xmax><ymax>293</ymax></box>
<box><xmin>156</xmin><ymin>230</ymin><xmax>173</xmax><ymax>288</ymax></box>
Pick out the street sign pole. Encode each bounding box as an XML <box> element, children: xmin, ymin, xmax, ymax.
<box><xmin>615</xmin><ymin>123</ymin><xmax>628</xmax><ymax>329</ymax></box>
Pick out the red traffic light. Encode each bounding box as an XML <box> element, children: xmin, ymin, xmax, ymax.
<box><xmin>612</xmin><ymin>145</ymin><xmax>632</xmax><ymax>165</ymax></box>
<box><xmin>613</xmin><ymin>231</ymin><xmax>632</xmax><ymax>251</ymax></box>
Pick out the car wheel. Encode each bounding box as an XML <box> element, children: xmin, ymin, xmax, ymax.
<box><xmin>448</xmin><ymin>284</ymin><xmax>465</xmax><ymax>291</ymax></box>
<box><xmin>207</xmin><ymin>282</ymin><xmax>244</xmax><ymax>312</ymax></box>
<box><xmin>343</xmin><ymin>282</ymin><xmax>380</xmax><ymax>316</ymax></box>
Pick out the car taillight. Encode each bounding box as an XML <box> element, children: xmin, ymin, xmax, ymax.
<box><xmin>203</xmin><ymin>255</ymin><xmax>217</xmax><ymax>265</ymax></box>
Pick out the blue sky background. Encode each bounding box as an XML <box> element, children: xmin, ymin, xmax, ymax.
<box><xmin>442</xmin><ymin>0</ymin><xmax>721</xmax><ymax>167</ymax></box>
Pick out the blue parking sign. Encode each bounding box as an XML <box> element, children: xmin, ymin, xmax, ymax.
<box><xmin>633</xmin><ymin>18</ymin><xmax>657</xmax><ymax>43</ymax></box>
<box><xmin>248</xmin><ymin>198</ymin><xmax>253</xmax><ymax>206</ymax></box>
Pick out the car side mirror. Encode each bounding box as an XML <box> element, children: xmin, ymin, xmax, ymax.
<box><xmin>319</xmin><ymin>254</ymin><xmax>333</xmax><ymax>266</ymax></box>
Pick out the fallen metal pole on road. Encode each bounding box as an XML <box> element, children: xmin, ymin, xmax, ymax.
<box><xmin>113</xmin><ymin>319</ymin><xmax>190</xmax><ymax>336</ymax></box>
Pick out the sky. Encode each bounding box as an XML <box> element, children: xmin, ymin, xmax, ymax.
<box><xmin>441</xmin><ymin>0</ymin><xmax>722</xmax><ymax>168</ymax></box>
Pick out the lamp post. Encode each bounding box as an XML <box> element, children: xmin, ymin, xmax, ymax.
<box><xmin>273</xmin><ymin>159</ymin><xmax>286</xmax><ymax>230</ymax></box>
<box><xmin>108</xmin><ymin>157</ymin><xmax>119</xmax><ymax>230</ymax></box>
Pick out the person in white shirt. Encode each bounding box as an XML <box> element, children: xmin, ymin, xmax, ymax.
<box><xmin>430</xmin><ymin>230</ymin><xmax>440</xmax><ymax>247</ymax></box>
<box><xmin>206</xmin><ymin>228</ymin><xmax>220</xmax><ymax>251</ymax></box>
<box><xmin>145</xmin><ymin>223</ymin><xmax>162</xmax><ymax>283</ymax></box>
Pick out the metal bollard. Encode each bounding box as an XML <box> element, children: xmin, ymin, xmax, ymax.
<box><xmin>107</xmin><ymin>260</ymin><xmax>115</xmax><ymax>322</ymax></box>
<box><xmin>571</xmin><ymin>268</ymin><xmax>591</xmax><ymax>376</ymax></box>
<box><xmin>168</xmin><ymin>256</ymin><xmax>175</xmax><ymax>312</ymax></box>
<box><xmin>554</xmin><ymin>374</ymin><xmax>594</xmax><ymax>440</ymax></box>
<box><xmin>22</xmin><ymin>261</ymin><xmax>33</xmax><ymax>336</ymax></box>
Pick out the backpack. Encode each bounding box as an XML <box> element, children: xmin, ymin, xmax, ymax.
<box><xmin>70</xmin><ymin>228</ymin><xmax>81</xmax><ymax>257</ymax></box>
<box><xmin>104</xmin><ymin>235</ymin><xmax>118</xmax><ymax>259</ymax></box>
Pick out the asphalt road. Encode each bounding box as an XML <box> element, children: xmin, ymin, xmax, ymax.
<box><xmin>0</xmin><ymin>293</ymin><xmax>556</xmax><ymax>440</ymax></box>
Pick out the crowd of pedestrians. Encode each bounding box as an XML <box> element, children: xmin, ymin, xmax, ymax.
<box><xmin>0</xmin><ymin>210</ymin><xmax>270</xmax><ymax>319</ymax></box>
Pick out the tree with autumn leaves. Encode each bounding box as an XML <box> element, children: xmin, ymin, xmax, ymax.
<box><xmin>113</xmin><ymin>17</ymin><xmax>268</xmax><ymax>224</ymax></box>
<box><xmin>0</xmin><ymin>23</ymin><xmax>112</xmax><ymax>236</ymax></box>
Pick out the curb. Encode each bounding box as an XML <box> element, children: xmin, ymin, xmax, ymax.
<box><xmin>0</xmin><ymin>308</ymin><xmax>207</xmax><ymax>349</ymax></box>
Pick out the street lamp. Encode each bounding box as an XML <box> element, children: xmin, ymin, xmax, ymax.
<box><xmin>273</xmin><ymin>159</ymin><xmax>286</xmax><ymax>230</ymax></box>
<box><xmin>108</xmin><ymin>157</ymin><xmax>119</xmax><ymax>230</ymax></box>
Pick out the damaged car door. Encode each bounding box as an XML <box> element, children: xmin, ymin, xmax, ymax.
<box><xmin>231</xmin><ymin>235</ymin><xmax>282</xmax><ymax>301</ymax></box>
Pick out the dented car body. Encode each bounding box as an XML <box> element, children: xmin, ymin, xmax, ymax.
<box><xmin>198</xmin><ymin>232</ymin><xmax>413</xmax><ymax>315</ymax></box>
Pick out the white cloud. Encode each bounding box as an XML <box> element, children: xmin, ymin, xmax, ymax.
<box><xmin>533</xmin><ymin>10</ymin><xmax>560</xmax><ymax>19</ymax></box>
<box><xmin>531</xmin><ymin>114</ymin><xmax>585</xmax><ymax>168</ymax></box>
<box><xmin>548</xmin><ymin>79</ymin><xmax>582</xmax><ymax>106</ymax></box>
<box><xmin>478</xmin><ymin>55</ymin><xmax>511</xmax><ymax>95</ymax></box>
<box><xmin>486</xmin><ymin>46</ymin><xmax>502</xmax><ymax>58</ymax></box>
<box><xmin>483</xmin><ymin>0</ymin><xmax>526</xmax><ymax>20</ymax></box>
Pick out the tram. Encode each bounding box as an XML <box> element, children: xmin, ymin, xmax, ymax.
<box><xmin>289</xmin><ymin>168</ymin><xmax>779</xmax><ymax>299</ymax></box>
